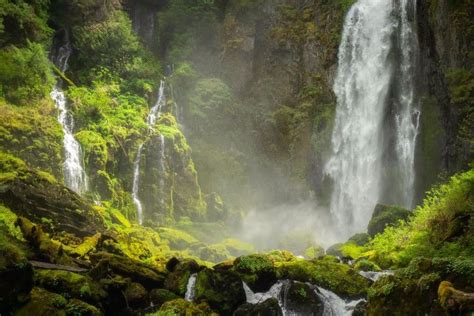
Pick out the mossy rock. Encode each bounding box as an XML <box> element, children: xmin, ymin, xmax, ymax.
<box><xmin>368</xmin><ymin>204</ymin><xmax>410</xmax><ymax>237</ymax></box>
<box><xmin>304</xmin><ymin>245</ymin><xmax>325</xmax><ymax>259</ymax></box>
<box><xmin>325</xmin><ymin>243</ymin><xmax>344</xmax><ymax>257</ymax></box>
<box><xmin>194</xmin><ymin>244</ymin><xmax>231</xmax><ymax>263</ymax></box>
<box><xmin>366</xmin><ymin>273</ymin><xmax>444</xmax><ymax>315</ymax></box>
<box><xmin>155</xmin><ymin>298</ymin><xmax>217</xmax><ymax>315</ymax></box>
<box><xmin>276</xmin><ymin>258</ymin><xmax>369</xmax><ymax>299</ymax></box>
<box><xmin>354</xmin><ymin>259</ymin><xmax>381</xmax><ymax>272</ymax></box>
<box><xmin>89</xmin><ymin>252</ymin><xmax>166</xmax><ymax>289</ymax></box>
<box><xmin>149</xmin><ymin>288</ymin><xmax>180</xmax><ymax>307</ymax></box>
<box><xmin>282</xmin><ymin>280</ymin><xmax>324</xmax><ymax>315</ymax></box>
<box><xmin>124</xmin><ymin>282</ymin><xmax>148</xmax><ymax>309</ymax></box>
<box><xmin>233</xmin><ymin>298</ymin><xmax>283</xmax><ymax>316</ymax></box>
<box><xmin>233</xmin><ymin>254</ymin><xmax>277</xmax><ymax>292</ymax></box>
<box><xmin>158</xmin><ymin>227</ymin><xmax>199</xmax><ymax>250</ymax></box>
<box><xmin>14</xmin><ymin>287</ymin><xmax>68</xmax><ymax>316</ymax></box>
<box><xmin>35</xmin><ymin>269</ymin><xmax>107</xmax><ymax>304</ymax></box>
<box><xmin>194</xmin><ymin>268</ymin><xmax>246</xmax><ymax>314</ymax></box>
<box><xmin>0</xmin><ymin>155</ymin><xmax>105</xmax><ymax>237</ymax></box>
<box><xmin>164</xmin><ymin>258</ymin><xmax>201</xmax><ymax>296</ymax></box>
<box><xmin>348</xmin><ymin>233</ymin><xmax>371</xmax><ymax>246</ymax></box>
<box><xmin>65</xmin><ymin>299</ymin><xmax>102</xmax><ymax>316</ymax></box>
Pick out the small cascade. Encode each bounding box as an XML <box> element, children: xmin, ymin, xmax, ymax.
<box><xmin>359</xmin><ymin>270</ymin><xmax>394</xmax><ymax>282</ymax></box>
<box><xmin>51</xmin><ymin>40</ymin><xmax>88</xmax><ymax>194</ymax></box>
<box><xmin>244</xmin><ymin>281</ymin><xmax>363</xmax><ymax>315</ymax></box>
<box><xmin>314</xmin><ymin>286</ymin><xmax>365</xmax><ymax>316</ymax></box>
<box><xmin>132</xmin><ymin>144</ymin><xmax>144</xmax><ymax>225</ymax></box>
<box><xmin>184</xmin><ymin>273</ymin><xmax>197</xmax><ymax>302</ymax></box>
<box><xmin>158</xmin><ymin>134</ymin><xmax>166</xmax><ymax>208</ymax></box>
<box><xmin>132</xmin><ymin>79</ymin><xmax>167</xmax><ymax>223</ymax></box>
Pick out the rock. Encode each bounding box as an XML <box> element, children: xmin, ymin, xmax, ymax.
<box><xmin>89</xmin><ymin>252</ymin><xmax>165</xmax><ymax>289</ymax></box>
<box><xmin>34</xmin><ymin>269</ymin><xmax>107</xmax><ymax>305</ymax></box>
<box><xmin>367</xmin><ymin>204</ymin><xmax>410</xmax><ymax>237</ymax></box>
<box><xmin>281</xmin><ymin>281</ymin><xmax>323</xmax><ymax>316</ymax></box>
<box><xmin>348</xmin><ymin>233</ymin><xmax>371</xmax><ymax>246</ymax></box>
<box><xmin>65</xmin><ymin>299</ymin><xmax>102</xmax><ymax>316</ymax></box>
<box><xmin>157</xmin><ymin>298</ymin><xmax>217</xmax><ymax>315</ymax></box>
<box><xmin>352</xmin><ymin>300</ymin><xmax>368</xmax><ymax>316</ymax></box>
<box><xmin>194</xmin><ymin>268</ymin><xmax>246</xmax><ymax>314</ymax></box>
<box><xmin>325</xmin><ymin>243</ymin><xmax>344</xmax><ymax>257</ymax></box>
<box><xmin>233</xmin><ymin>254</ymin><xmax>277</xmax><ymax>292</ymax></box>
<box><xmin>276</xmin><ymin>258</ymin><xmax>369</xmax><ymax>299</ymax></box>
<box><xmin>233</xmin><ymin>298</ymin><xmax>283</xmax><ymax>316</ymax></box>
<box><xmin>149</xmin><ymin>288</ymin><xmax>179</xmax><ymax>307</ymax></box>
<box><xmin>304</xmin><ymin>245</ymin><xmax>325</xmax><ymax>259</ymax></box>
<box><xmin>0</xmin><ymin>162</ymin><xmax>105</xmax><ymax>237</ymax></box>
<box><xmin>14</xmin><ymin>287</ymin><xmax>68</xmax><ymax>316</ymax></box>
<box><xmin>438</xmin><ymin>281</ymin><xmax>474</xmax><ymax>313</ymax></box>
<box><xmin>124</xmin><ymin>282</ymin><xmax>148</xmax><ymax>309</ymax></box>
<box><xmin>164</xmin><ymin>258</ymin><xmax>201</xmax><ymax>296</ymax></box>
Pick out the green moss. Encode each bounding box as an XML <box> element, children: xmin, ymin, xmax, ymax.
<box><xmin>35</xmin><ymin>270</ymin><xmax>107</xmax><ymax>303</ymax></box>
<box><xmin>152</xmin><ymin>298</ymin><xmax>217</xmax><ymax>316</ymax></box>
<box><xmin>15</xmin><ymin>287</ymin><xmax>67</xmax><ymax>316</ymax></box>
<box><xmin>233</xmin><ymin>254</ymin><xmax>273</xmax><ymax>274</ymax></box>
<box><xmin>75</xmin><ymin>130</ymin><xmax>108</xmax><ymax>171</ymax></box>
<box><xmin>159</xmin><ymin>227</ymin><xmax>199</xmax><ymax>250</ymax></box>
<box><xmin>368</xmin><ymin>204</ymin><xmax>411</xmax><ymax>237</ymax></box>
<box><xmin>276</xmin><ymin>258</ymin><xmax>369</xmax><ymax>298</ymax></box>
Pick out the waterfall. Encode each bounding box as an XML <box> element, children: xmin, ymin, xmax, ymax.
<box><xmin>314</xmin><ymin>286</ymin><xmax>365</xmax><ymax>316</ymax></box>
<box><xmin>324</xmin><ymin>0</ymin><xmax>420</xmax><ymax>238</ymax></box>
<box><xmin>394</xmin><ymin>0</ymin><xmax>420</xmax><ymax>208</ymax></box>
<box><xmin>132</xmin><ymin>80</ymin><xmax>167</xmax><ymax>223</ymax></box>
<box><xmin>184</xmin><ymin>273</ymin><xmax>197</xmax><ymax>302</ymax></box>
<box><xmin>51</xmin><ymin>41</ymin><xmax>88</xmax><ymax>194</ymax></box>
<box><xmin>359</xmin><ymin>270</ymin><xmax>394</xmax><ymax>282</ymax></box>
<box><xmin>158</xmin><ymin>134</ymin><xmax>166</xmax><ymax>209</ymax></box>
<box><xmin>132</xmin><ymin>144</ymin><xmax>144</xmax><ymax>225</ymax></box>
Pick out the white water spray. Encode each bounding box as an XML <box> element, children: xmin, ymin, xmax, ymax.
<box><xmin>184</xmin><ymin>273</ymin><xmax>197</xmax><ymax>302</ymax></box>
<box><xmin>325</xmin><ymin>0</ymin><xmax>420</xmax><ymax>238</ymax></box>
<box><xmin>51</xmin><ymin>42</ymin><xmax>88</xmax><ymax>194</ymax></box>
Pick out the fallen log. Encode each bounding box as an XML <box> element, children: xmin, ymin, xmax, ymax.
<box><xmin>438</xmin><ymin>281</ymin><xmax>474</xmax><ymax>312</ymax></box>
<box><xmin>30</xmin><ymin>260</ymin><xmax>88</xmax><ymax>273</ymax></box>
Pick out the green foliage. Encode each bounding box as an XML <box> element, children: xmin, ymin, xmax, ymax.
<box><xmin>71</xmin><ymin>11</ymin><xmax>160</xmax><ymax>95</ymax></box>
<box><xmin>0</xmin><ymin>42</ymin><xmax>54</xmax><ymax>104</ymax></box>
<box><xmin>234</xmin><ymin>254</ymin><xmax>273</xmax><ymax>274</ymax></box>
<box><xmin>367</xmin><ymin>204</ymin><xmax>411</xmax><ymax>237</ymax></box>
<box><xmin>0</xmin><ymin>0</ymin><xmax>52</xmax><ymax>45</ymax></box>
<box><xmin>369</xmin><ymin>169</ymin><xmax>474</xmax><ymax>268</ymax></box>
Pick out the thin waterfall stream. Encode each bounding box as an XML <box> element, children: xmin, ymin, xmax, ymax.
<box><xmin>132</xmin><ymin>80</ymin><xmax>167</xmax><ymax>224</ymax></box>
<box><xmin>324</xmin><ymin>0</ymin><xmax>420</xmax><ymax>238</ymax></box>
<box><xmin>51</xmin><ymin>40</ymin><xmax>88</xmax><ymax>194</ymax></box>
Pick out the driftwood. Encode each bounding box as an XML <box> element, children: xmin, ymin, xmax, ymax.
<box><xmin>29</xmin><ymin>260</ymin><xmax>88</xmax><ymax>273</ymax></box>
<box><xmin>438</xmin><ymin>281</ymin><xmax>474</xmax><ymax>312</ymax></box>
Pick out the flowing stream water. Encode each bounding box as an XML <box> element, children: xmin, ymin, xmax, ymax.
<box><xmin>243</xmin><ymin>281</ymin><xmax>363</xmax><ymax>315</ymax></box>
<box><xmin>324</xmin><ymin>0</ymin><xmax>420</xmax><ymax>238</ymax></box>
<box><xmin>51</xmin><ymin>41</ymin><xmax>88</xmax><ymax>194</ymax></box>
<box><xmin>132</xmin><ymin>80</ymin><xmax>167</xmax><ymax>223</ymax></box>
<box><xmin>184</xmin><ymin>273</ymin><xmax>198</xmax><ymax>302</ymax></box>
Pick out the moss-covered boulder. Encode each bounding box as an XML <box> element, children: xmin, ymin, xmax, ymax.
<box><xmin>35</xmin><ymin>269</ymin><xmax>107</xmax><ymax>305</ymax></box>
<box><xmin>194</xmin><ymin>268</ymin><xmax>246</xmax><ymax>314</ymax></box>
<box><xmin>124</xmin><ymin>282</ymin><xmax>148</xmax><ymax>309</ymax></box>
<box><xmin>368</xmin><ymin>204</ymin><xmax>410</xmax><ymax>237</ymax></box>
<box><xmin>348</xmin><ymin>233</ymin><xmax>371</xmax><ymax>246</ymax></box>
<box><xmin>276</xmin><ymin>258</ymin><xmax>369</xmax><ymax>299</ymax></box>
<box><xmin>233</xmin><ymin>298</ymin><xmax>283</xmax><ymax>316</ymax></box>
<box><xmin>233</xmin><ymin>254</ymin><xmax>277</xmax><ymax>292</ymax></box>
<box><xmin>14</xmin><ymin>287</ymin><xmax>68</xmax><ymax>316</ymax></box>
<box><xmin>0</xmin><ymin>154</ymin><xmax>105</xmax><ymax>237</ymax></box>
<box><xmin>282</xmin><ymin>280</ymin><xmax>324</xmax><ymax>315</ymax></box>
<box><xmin>89</xmin><ymin>252</ymin><xmax>166</xmax><ymax>289</ymax></box>
<box><xmin>164</xmin><ymin>258</ymin><xmax>201</xmax><ymax>296</ymax></box>
<box><xmin>149</xmin><ymin>288</ymin><xmax>180</xmax><ymax>307</ymax></box>
<box><xmin>156</xmin><ymin>298</ymin><xmax>217</xmax><ymax>315</ymax></box>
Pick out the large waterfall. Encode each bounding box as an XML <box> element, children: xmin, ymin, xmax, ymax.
<box><xmin>132</xmin><ymin>80</ymin><xmax>167</xmax><ymax>224</ymax></box>
<box><xmin>51</xmin><ymin>42</ymin><xmax>88</xmax><ymax>194</ymax></box>
<box><xmin>325</xmin><ymin>0</ymin><xmax>420</xmax><ymax>238</ymax></box>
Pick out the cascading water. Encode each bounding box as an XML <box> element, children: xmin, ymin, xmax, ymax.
<box><xmin>394</xmin><ymin>0</ymin><xmax>420</xmax><ymax>208</ymax></box>
<box><xmin>324</xmin><ymin>0</ymin><xmax>420</xmax><ymax>238</ymax></box>
<box><xmin>132</xmin><ymin>144</ymin><xmax>144</xmax><ymax>224</ymax></box>
<box><xmin>243</xmin><ymin>281</ymin><xmax>363</xmax><ymax>315</ymax></box>
<box><xmin>51</xmin><ymin>41</ymin><xmax>88</xmax><ymax>194</ymax></box>
<box><xmin>184</xmin><ymin>273</ymin><xmax>197</xmax><ymax>302</ymax></box>
<box><xmin>132</xmin><ymin>80</ymin><xmax>167</xmax><ymax>223</ymax></box>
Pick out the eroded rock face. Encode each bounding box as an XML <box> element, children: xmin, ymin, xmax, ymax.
<box><xmin>0</xmin><ymin>164</ymin><xmax>105</xmax><ymax>237</ymax></box>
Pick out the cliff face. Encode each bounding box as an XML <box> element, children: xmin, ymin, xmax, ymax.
<box><xmin>415</xmin><ymin>0</ymin><xmax>473</xmax><ymax>200</ymax></box>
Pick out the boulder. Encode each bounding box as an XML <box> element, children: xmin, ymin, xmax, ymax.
<box><xmin>157</xmin><ymin>298</ymin><xmax>217</xmax><ymax>315</ymax></box>
<box><xmin>438</xmin><ymin>281</ymin><xmax>474</xmax><ymax>313</ymax></box>
<box><xmin>367</xmin><ymin>204</ymin><xmax>410</xmax><ymax>237</ymax></box>
<box><xmin>149</xmin><ymin>288</ymin><xmax>179</xmax><ymax>307</ymax></box>
<box><xmin>164</xmin><ymin>258</ymin><xmax>201</xmax><ymax>296</ymax></box>
<box><xmin>194</xmin><ymin>268</ymin><xmax>246</xmax><ymax>314</ymax></box>
<box><xmin>233</xmin><ymin>254</ymin><xmax>277</xmax><ymax>292</ymax></box>
<box><xmin>281</xmin><ymin>280</ymin><xmax>323</xmax><ymax>316</ymax></box>
<box><xmin>233</xmin><ymin>298</ymin><xmax>283</xmax><ymax>316</ymax></box>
